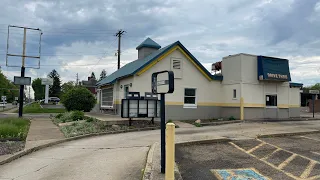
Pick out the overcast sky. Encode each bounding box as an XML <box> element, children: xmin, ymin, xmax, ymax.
<box><xmin>1</xmin><ymin>0</ymin><xmax>320</xmax><ymax>97</ymax></box>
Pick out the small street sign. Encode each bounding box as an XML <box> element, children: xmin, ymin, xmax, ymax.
<box><xmin>15</xmin><ymin>97</ymin><xmax>18</xmax><ymax>101</ymax></box>
<box><xmin>14</xmin><ymin>76</ymin><xmax>31</xmax><ymax>85</ymax></box>
<box><xmin>309</xmin><ymin>90</ymin><xmax>319</xmax><ymax>94</ymax></box>
<box><xmin>1</xmin><ymin>96</ymin><xmax>6</xmax><ymax>101</ymax></box>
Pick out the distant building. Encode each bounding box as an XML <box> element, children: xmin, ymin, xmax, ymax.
<box><xmin>82</xmin><ymin>77</ymin><xmax>97</xmax><ymax>95</ymax></box>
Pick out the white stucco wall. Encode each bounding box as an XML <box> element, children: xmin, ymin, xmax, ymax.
<box><xmin>131</xmin><ymin>48</ymin><xmax>222</xmax><ymax>105</ymax></box>
<box><xmin>222</xmin><ymin>55</ymin><xmax>241</xmax><ymax>84</ymax></box>
<box><xmin>290</xmin><ymin>88</ymin><xmax>300</xmax><ymax>106</ymax></box>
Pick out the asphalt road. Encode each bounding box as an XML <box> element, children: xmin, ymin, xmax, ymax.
<box><xmin>176</xmin><ymin>134</ymin><xmax>320</xmax><ymax>180</ymax></box>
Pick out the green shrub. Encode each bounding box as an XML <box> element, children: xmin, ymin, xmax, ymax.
<box><xmin>86</xmin><ymin>117</ymin><xmax>95</xmax><ymax>122</ymax></box>
<box><xmin>60</xmin><ymin>122</ymin><xmax>99</xmax><ymax>138</ymax></box>
<box><xmin>167</xmin><ymin>119</ymin><xmax>173</xmax><ymax>123</ymax></box>
<box><xmin>55</xmin><ymin>113</ymin><xmax>63</xmax><ymax>119</ymax></box>
<box><xmin>229</xmin><ymin>116</ymin><xmax>236</xmax><ymax>120</ymax></box>
<box><xmin>71</xmin><ymin>111</ymin><xmax>84</xmax><ymax>121</ymax></box>
<box><xmin>61</xmin><ymin>87</ymin><xmax>96</xmax><ymax>112</ymax></box>
<box><xmin>0</xmin><ymin>118</ymin><xmax>30</xmax><ymax>139</ymax></box>
<box><xmin>194</xmin><ymin>122</ymin><xmax>202</xmax><ymax>127</ymax></box>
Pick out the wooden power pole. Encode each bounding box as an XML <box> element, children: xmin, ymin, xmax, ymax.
<box><xmin>115</xmin><ymin>30</ymin><xmax>125</xmax><ymax>70</ymax></box>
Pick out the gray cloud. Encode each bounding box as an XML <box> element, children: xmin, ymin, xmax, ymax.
<box><xmin>0</xmin><ymin>0</ymin><xmax>320</xmax><ymax>90</ymax></box>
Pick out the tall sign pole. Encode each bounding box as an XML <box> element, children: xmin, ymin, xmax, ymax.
<box><xmin>18</xmin><ymin>28</ymin><xmax>26</xmax><ymax>117</ymax></box>
<box><xmin>152</xmin><ymin>71</ymin><xmax>174</xmax><ymax>174</ymax></box>
<box><xmin>6</xmin><ymin>25</ymin><xmax>42</xmax><ymax>117</ymax></box>
<box><xmin>160</xmin><ymin>93</ymin><xmax>166</xmax><ymax>173</ymax></box>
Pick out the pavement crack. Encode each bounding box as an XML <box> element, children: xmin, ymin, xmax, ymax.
<box><xmin>59</xmin><ymin>145</ymin><xmax>149</xmax><ymax>150</ymax></box>
<box><xmin>12</xmin><ymin>164</ymin><xmax>50</xmax><ymax>180</ymax></box>
<box><xmin>35</xmin><ymin>164</ymin><xmax>49</xmax><ymax>172</ymax></box>
<box><xmin>94</xmin><ymin>145</ymin><xmax>149</xmax><ymax>151</ymax></box>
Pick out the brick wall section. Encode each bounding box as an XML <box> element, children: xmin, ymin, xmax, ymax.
<box><xmin>308</xmin><ymin>99</ymin><xmax>320</xmax><ymax>112</ymax></box>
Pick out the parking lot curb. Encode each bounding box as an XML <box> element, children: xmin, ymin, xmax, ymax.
<box><xmin>200</xmin><ymin>120</ymin><xmax>243</xmax><ymax>126</ymax></box>
<box><xmin>257</xmin><ymin>130</ymin><xmax>320</xmax><ymax>138</ymax></box>
<box><xmin>176</xmin><ymin>138</ymin><xmax>232</xmax><ymax>146</ymax></box>
<box><xmin>0</xmin><ymin>126</ymin><xmax>160</xmax><ymax>166</ymax></box>
<box><xmin>142</xmin><ymin>143</ymin><xmax>157</xmax><ymax>180</ymax></box>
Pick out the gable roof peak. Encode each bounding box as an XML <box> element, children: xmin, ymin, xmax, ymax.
<box><xmin>136</xmin><ymin>37</ymin><xmax>161</xmax><ymax>50</ymax></box>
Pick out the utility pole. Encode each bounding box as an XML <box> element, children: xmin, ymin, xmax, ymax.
<box><xmin>76</xmin><ymin>73</ymin><xmax>79</xmax><ymax>85</ymax></box>
<box><xmin>115</xmin><ymin>30</ymin><xmax>126</xmax><ymax>70</ymax></box>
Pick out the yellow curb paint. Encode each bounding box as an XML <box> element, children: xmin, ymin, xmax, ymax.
<box><xmin>278</xmin><ymin>154</ymin><xmax>297</xmax><ymax>170</ymax></box>
<box><xmin>247</xmin><ymin>142</ymin><xmax>265</xmax><ymax>153</ymax></box>
<box><xmin>300</xmin><ymin>160</ymin><xmax>317</xmax><ymax>179</ymax></box>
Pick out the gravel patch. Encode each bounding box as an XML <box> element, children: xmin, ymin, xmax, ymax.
<box><xmin>0</xmin><ymin>141</ymin><xmax>25</xmax><ymax>156</ymax></box>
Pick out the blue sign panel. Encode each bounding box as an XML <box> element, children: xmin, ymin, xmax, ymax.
<box><xmin>257</xmin><ymin>56</ymin><xmax>291</xmax><ymax>81</ymax></box>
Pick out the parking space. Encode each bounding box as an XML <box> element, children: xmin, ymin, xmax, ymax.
<box><xmin>176</xmin><ymin>133</ymin><xmax>320</xmax><ymax>180</ymax></box>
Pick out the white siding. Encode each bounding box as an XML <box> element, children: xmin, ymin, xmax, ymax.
<box><xmin>290</xmin><ymin>88</ymin><xmax>300</xmax><ymax>106</ymax></box>
<box><xmin>133</xmin><ymin>49</ymin><xmax>221</xmax><ymax>105</ymax></box>
<box><xmin>222</xmin><ymin>55</ymin><xmax>241</xmax><ymax>84</ymax></box>
<box><xmin>221</xmin><ymin>84</ymin><xmax>240</xmax><ymax>104</ymax></box>
<box><xmin>240</xmin><ymin>54</ymin><xmax>258</xmax><ymax>83</ymax></box>
<box><xmin>242</xmin><ymin>84</ymin><xmax>264</xmax><ymax>105</ymax></box>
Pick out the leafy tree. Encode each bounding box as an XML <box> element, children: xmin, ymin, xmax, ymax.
<box><xmin>32</xmin><ymin>78</ymin><xmax>45</xmax><ymax>101</ymax></box>
<box><xmin>61</xmin><ymin>86</ymin><xmax>96</xmax><ymax>112</ymax></box>
<box><xmin>90</xmin><ymin>72</ymin><xmax>96</xmax><ymax>80</ymax></box>
<box><xmin>61</xmin><ymin>81</ymin><xmax>75</xmax><ymax>93</ymax></box>
<box><xmin>99</xmin><ymin>69</ymin><xmax>107</xmax><ymax>80</ymax></box>
<box><xmin>48</xmin><ymin>69</ymin><xmax>61</xmax><ymax>97</ymax></box>
<box><xmin>0</xmin><ymin>70</ymin><xmax>20</xmax><ymax>103</ymax></box>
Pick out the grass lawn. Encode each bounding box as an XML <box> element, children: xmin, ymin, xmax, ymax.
<box><xmin>17</xmin><ymin>103</ymin><xmax>66</xmax><ymax>113</ymax></box>
<box><xmin>0</xmin><ymin>117</ymin><xmax>30</xmax><ymax>140</ymax></box>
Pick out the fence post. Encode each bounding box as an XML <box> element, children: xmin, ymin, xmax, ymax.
<box><xmin>166</xmin><ymin>123</ymin><xmax>175</xmax><ymax>180</ymax></box>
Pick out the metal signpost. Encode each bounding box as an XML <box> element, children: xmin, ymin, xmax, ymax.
<box><xmin>41</xmin><ymin>78</ymin><xmax>53</xmax><ymax>104</ymax></box>
<box><xmin>1</xmin><ymin>96</ymin><xmax>6</xmax><ymax>110</ymax></box>
<box><xmin>309</xmin><ymin>90</ymin><xmax>319</xmax><ymax>118</ymax></box>
<box><xmin>151</xmin><ymin>71</ymin><xmax>174</xmax><ymax>174</ymax></box>
<box><xmin>13</xmin><ymin>76</ymin><xmax>31</xmax><ymax>117</ymax></box>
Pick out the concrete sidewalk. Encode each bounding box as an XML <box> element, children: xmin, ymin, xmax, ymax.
<box><xmin>25</xmin><ymin>118</ymin><xmax>65</xmax><ymax>149</ymax></box>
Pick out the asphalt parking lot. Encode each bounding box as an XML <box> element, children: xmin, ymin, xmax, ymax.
<box><xmin>176</xmin><ymin>133</ymin><xmax>320</xmax><ymax>180</ymax></box>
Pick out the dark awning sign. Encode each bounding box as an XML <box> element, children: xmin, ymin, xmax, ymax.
<box><xmin>257</xmin><ymin>56</ymin><xmax>291</xmax><ymax>81</ymax></box>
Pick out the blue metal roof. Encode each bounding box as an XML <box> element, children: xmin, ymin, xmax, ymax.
<box><xmin>136</xmin><ymin>37</ymin><xmax>161</xmax><ymax>50</ymax></box>
<box><xmin>290</xmin><ymin>82</ymin><xmax>303</xmax><ymax>88</ymax></box>
<box><xmin>97</xmin><ymin>41</ymin><xmax>222</xmax><ymax>86</ymax></box>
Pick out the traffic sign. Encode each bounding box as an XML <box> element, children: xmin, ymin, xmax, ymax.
<box><xmin>15</xmin><ymin>97</ymin><xmax>18</xmax><ymax>101</ymax></box>
<box><xmin>41</xmin><ymin>78</ymin><xmax>53</xmax><ymax>85</ymax></box>
<box><xmin>309</xmin><ymin>90</ymin><xmax>319</xmax><ymax>94</ymax></box>
<box><xmin>14</xmin><ymin>76</ymin><xmax>31</xmax><ymax>85</ymax></box>
<box><xmin>151</xmin><ymin>71</ymin><xmax>174</xmax><ymax>94</ymax></box>
<box><xmin>1</xmin><ymin>96</ymin><xmax>6</xmax><ymax>101</ymax></box>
